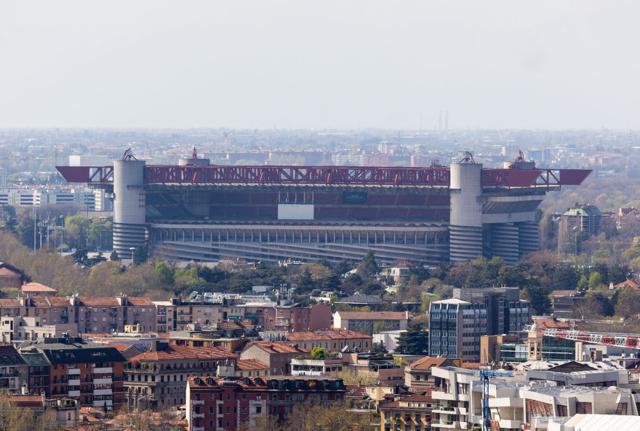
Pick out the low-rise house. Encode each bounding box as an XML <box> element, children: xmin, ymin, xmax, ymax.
<box><xmin>240</xmin><ymin>341</ymin><xmax>307</xmax><ymax>376</ymax></box>
<box><xmin>21</xmin><ymin>282</ymin><xmax>57</xmax><ymax>297</ymax></box>
<box><xmin>333</xmin><ymin>311</ymin><xmax>409</xmax><ymax>335</ymax></box>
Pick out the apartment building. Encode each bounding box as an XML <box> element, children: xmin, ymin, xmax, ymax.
<box><xmin>124</xmin><ymin>340</ymin><xmax>238</xmax><ymax>410</ymax></box>
<box><xmin>379</xmin><ymin>393</ymin><xmax>435</xmax><ymax>431</ymax></box>
<box><xmin>285</xmin><ymin>328</ymin><xmax>372</xmax><ymax>353</ymax></box>
<box><xmin>186</xmin><ymin>376</ymin><xmax>347</xmax><ymax>431</ymax></box>
<box><xmin>0</xmin><ymin>316</ymin><xmax>77</xmax><ymax>343</ymax></box>
<box><xmin>0</xmin><ymin>345</ymin><xmax>28</xmax><ymax>393</ymax></box>
<box><xmin>20</xmin><ymin>336</ymin><xmax>127</xmax><ymax>411</ymax></box>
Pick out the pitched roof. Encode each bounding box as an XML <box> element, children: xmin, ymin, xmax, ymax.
<box><xmin>127</xmin><ymin>297</ymin><xmax>154</xmax><ymax>306</ymax></box>
<box><xmin>408</xmin><ymin>356</ymin><xmax>446</xmax><ymax>370</ymax></box>
<box><xmin>244</xmin><ymin>341</ymin><xmax>307</xmax><ymax>355</ymax></box>
<box><xmin>237</xmin><ymin>359</ymin><xmax>268</xmax><ymax>371</ymax></box>
<box><xmin>335</xmin><ymin>292</ymin><xmax>383</xmax><ymax>305</ymax></box>
<box><xmin>0</xmin><ymin>345</ymin><xmax>26</xmax><ymax>366</ymax></box>
<box><xmin>130</xmin><ymin>345</ymin><xmax>237</xmax><ymax>362</ymax></box>
<box><xmin>336</xmin><ymin>311</ymin><xmax>408</xmax><ymax>320</ymax></box>
<box><xmin>0</xmin><ymin>298</ymin><xmax>20</xmax><ymax>308</ymax></box>
<box><xmin>30</xmin><ymin>340</ymin><xmax>126</xmax><ymax>365</ymax></box>
<box><xmin>21</xmin><ymin>282</ymin><xmax>57</xmax><ymax>294</ymax></box>
<box><xmin>78</xmin><ymin>296</ymin><xmax>119</xmax><ymax>307</ymax></box>
<box><xmin>286</xmin><ymin>328</ymin><xmax>371</xmax><ymax>341</ymax></box>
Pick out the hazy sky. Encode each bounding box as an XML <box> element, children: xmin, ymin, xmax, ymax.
<box><xmin>1</xmin><ymin>1</ymin><xmax>639</xmax><ymax>129</ymax></box>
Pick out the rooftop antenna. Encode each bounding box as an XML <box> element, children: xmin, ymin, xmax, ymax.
<box><xmin>459</xmin><ymin>151</ymin><xmax>475</xmax><ymax>164</ymax></box>
<box><xmin>121</xmin><ymin>148</ymin><xmax>137</xmax><ymax>161</ymax></box>
<box><xmin>192</xmin><ymin>147</ymin><xmax>198</xmax><ymax>160</ymax></box>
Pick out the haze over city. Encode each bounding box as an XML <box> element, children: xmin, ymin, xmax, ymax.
<box><xmin>2</xmin><ymin>0</ymin><xmax>640</xmax><ymax>129</ymax></box>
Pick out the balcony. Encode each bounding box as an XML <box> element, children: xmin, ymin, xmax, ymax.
<box><xmin>93</xmin><ymin>367</ymin><xmax>112</xmax><ymax>374</ymax></box>
<box><xmin>93</xmin><ymin>388</ymin><xmax>113</xmax><ymax>396</ymax></box>
<box><xmin>68</xmin><ymin>390</ymin><xmax>80</xmax><ymax>397</ymax></box>
<box><xmin>431</xmin><ymin>421</ymin><xmax>459</xmax><ymax>429</ymax></box>
<box><xmin>68</xmin><ymin>379</ymin><xmax>80</xmax><ymax>386</ymax></box>
<box><xmin>498</xmin><ymin>419</ymin><xmax>523</xmax><ymax>429</ymax></box>
<box><xmin>432</xmin><ymin>391</ymin><xmax>456</xmax><ymax>401</ymax></box>
<box><xmin>191</xmin><ymin>400</ymin><xmax>205</xmax><ymax>406</ymax></box>
<box><xmin>432</xmin><ymin>407</ymin><xmax>458</xmax><ymax>415</ymax></box>
<box><xmin>192</xmin><ymin>413</ymin><xmax>205</xmax><ymax>419</ymax></box>
<box><xmin>68</xmin><ymin>368</ymin><xmax>80</xmax><ymax>375</ymax></box>
<box><xmin>93</xmin><ymin>378</ymin><xmax>112</xmax><ymax>385</ymax></box>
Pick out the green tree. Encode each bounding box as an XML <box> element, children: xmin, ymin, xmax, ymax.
<box><xmin>132</xmin><ymin>245</ymin><xmax>148</xmax><ymax>265</ymax></box>
<box><xmin>396</xmin><ymin>323</ymin><xmax>429</xmax><ymax>355</ymax></box>
<box><xmin>64</xmin><ymin>214</ymin><xmax>90</xmax><ymax>249</ymax></box>
<box><xmin>577</xmin><ymin>275</ymin><xmax>589</xmax><ymax>291</ymax></box>
<box><xmin>522</xmin><ymin>286</ymin><xmax>551</xmax><ymax>315</ymax></box>
<box><xmin>310</xmin><ymin>346</ymin><xmax>327</xmax><ymax>360</ymax></box>
<box><xmin>356</xmin><ymin>251</ymin><xmax>379</xmax><ymax>278</ymax></box>
<box><xmin>154</xmin><ymin>262</ymin><xmax>175</xmax><ymax>285</ymax></box>
<box><xmin>588</xmin><ymin>271</ymin><xmax>603</xmax><ymax>290</ymax></box>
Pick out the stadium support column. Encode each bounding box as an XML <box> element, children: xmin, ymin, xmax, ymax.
<box><xmin>449</xmin><ymin>161</ymin><xmax>483</xmax><ymax>263</ymax></box>
<box><xmin>491</xmin><ymin>223</ymin><xmax>520</xmax><ymax>264</ymax></box>
<box><xmin>113</xmin><ymin>159</ymin><xmax>147</xmax><ymax>257</ymax></box>
<box><xmin>518</xmin><ymin>221</ymin><xmax>539</xmax><ymax>257</ymax></box>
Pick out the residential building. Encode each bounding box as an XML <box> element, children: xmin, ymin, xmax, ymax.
<box><xmin>0</xmin><ymin>316</ymin><xmax>77</xmax><ymax>343</ymax></box>
<box><xmin>333</xmin><ymin>311</ymin><xmax>409</xmax><ymax>335</ymax></box>
<box><xmin>558</xmin><ymin>204</ymin><xmax>603</xmax><ymax>255</ymax></box>
<box><xmin>239</xmin><ymin>342</ymin><xmax>307</xmax><ymax>376</ymax></box>
<box><xmin>379</xmin><ymin>393</ymin><xmax>434</xmax><ymax>431</ymax></box>
<box><xmin>20</xmin><ymin>336</ymin><xmax>127</xmax><ymax>410</ymax></box>
<box><xmin>290</xmin><ymin>357</ymin><xmax>343</xmax><ymax>376</ymax></box>
<box><xmin>186</xmin><ymin>375</ymin><xmax>347</xmax><ymax>431</ymax></box>
<box><xmin>124</xmin><ymin>340</ymin><xmax>238</xmax><ymax>410</ymax></box>
<box><xmin>0</xmin><ymin>262</ymin><xmax>24</xmax><ymax>288</ymax></box>
<box><xmin>404</xmin><ymin>357</ymin><xmax>461</xmax><ymax>392</ymax></box>
<box><xmin>334</xmin><ymin>292</ymin><xmax>383</xmax><ymax>310</ymax></box>
<box><xmin>21</xmin><ymin>349</ymin><xmax>51</xmax><ymax>397</ymax></box>
<box><xmin>0</xmin><ymin>345</ymin><xmax>27</xmax><ymax>392</ymax></box>
<box><xmin>373</xmin><ymin>329</ymin><xmax>406</xmax><ymax>353</ymax></box>
<box><xmin>285</xmin><ymin>328</ymin><xmax>372</xmax><ymax>353</ymax></box>
<box><xmin>73</xmin><ymin>295</ymin><xmax>156</xmax><ymax>333</ymax></box>
<box><xmin>21</xmin><ymin>282</ymin><xmax>57</xmax><ymax>297</ymax></box>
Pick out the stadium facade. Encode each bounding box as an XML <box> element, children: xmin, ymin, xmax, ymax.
<box><xmin>57</xmin><ymin>151</ymin><xmax>589</xmax><ymax>265</ymax></box>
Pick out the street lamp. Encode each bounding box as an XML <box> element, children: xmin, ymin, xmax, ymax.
<box><xmin>129</xmin><ymin>247</ymin><xmax>136</xmax><ymax>265</ymax></box>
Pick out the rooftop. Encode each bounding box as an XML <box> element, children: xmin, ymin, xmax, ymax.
<box><xmin>286</xmin><ymin>328</ymin><xmax>371</xmax><ymax>341</ymax></box>
<box><xmin>21</xmin><ymin>282</ymin><xmax>57</xmax><ymax>294</ymax></box>
<box><xmin>130</xmin><ymin>344</ymin><xmax>237</xmax><ymax>362</ymax></box>
<box><xmin>336</xmin><ymin>311</ymin><xmax>408</xmax><ymax>320</ymax></box>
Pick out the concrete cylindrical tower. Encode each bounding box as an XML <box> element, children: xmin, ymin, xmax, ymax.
<box><xmin>112</xmin><ymin>159</ymin><xmax>147</xmax><ymax>257</ymax></box>
<box><xmin>518</xmin><ymin>221</ymin><xmax>540</xmax><ymax>257</ymax></box>
<box><xmin>449</xmin><ymin>161</ymin><xmax>483</xmax><ymax>263</ymax></box>
<box><xmin>490</xmin><ymin>223</ymin><xmax>520</xmax><ymax>264</ymax></box>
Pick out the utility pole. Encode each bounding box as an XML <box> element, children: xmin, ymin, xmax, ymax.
<box><xmin>32</xmin><ymin>207</ymin><xmax>37</xmax><ymax>252</ymax></box>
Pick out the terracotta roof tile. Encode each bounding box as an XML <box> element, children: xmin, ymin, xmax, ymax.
<box><xmin>0</xmin><ymin>298</ymin><xmax>20</xmax><ymax>308</ymax></box>
<box><xmin>127</xmin><ymin>297</ymin><xmax>153</xmax><ymax>306</ymax></box>
<box><xmin>407</xmin><ymin>356</ymin><xmax>450</xmax><ymax>370</ymax></box>
<box><xmin>237</xmin><ymin>359</ymin><xmax>268</xmax><ymax>371</ymax></box>
<box><xmin>131</xmin><ymin>345</ymin><xmax>237</xmax><ymax>362</ymax></box>
<box><xmin>78</xmin><ymin>296</ymin><xmax>119</xmax><ymax>307</ymax></box>
<box><xmin>245</xmin><ymin>341</ymin><xmax>307</xmax><ymax>354</ymax></box>
<box><xmin>21</xmin><ymin>282</ymin><xmax>57</xmax><ymax>293</ymax></box>
<box><xmin>286</xmin><ymin>328</ymin><xmax>371</xmax><ymax>341</ymax></box>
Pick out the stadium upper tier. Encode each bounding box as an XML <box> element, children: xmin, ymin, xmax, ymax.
<box><xmin>56</xmin><ymin>164</ymin><xmax>590</xmax><ymax>189</ymax></box>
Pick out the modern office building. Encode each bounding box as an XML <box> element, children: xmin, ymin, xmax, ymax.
<box><xmin>429</xmin><ymin>288</ymin><xmax>530</xmax><ymax>362</ymax></box>
<box><xmin>57</xmin><ymin>150</ymin><xmax>589</xmax><ymax>264</ymax></box>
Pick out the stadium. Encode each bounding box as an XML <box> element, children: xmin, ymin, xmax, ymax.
<box><xmin>57</xmin><ymin>150</ymin><xmax>590</xmax><ymax>265</ymax></box>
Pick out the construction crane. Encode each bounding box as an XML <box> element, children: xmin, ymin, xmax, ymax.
<box><xmin>480</xmin><ymin>369</ymin><xmax>513</xmax><ymax>431</ymax></box>
<box><xmin>543</xmin><ymin>328</ymin><xmax>640</xmax><ymax>350</ymax></box>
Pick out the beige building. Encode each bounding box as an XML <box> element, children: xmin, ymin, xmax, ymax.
<box><xmin>333</xmin><ymin>310</ymin><xmax>409</xmax><ymax>335</ymax></box>
<box><xmin>286</xmin><ymin>328</ymin><xmax>372</xmax><ymax>352</ymax></box>
<box><xmin>0</xmin><ymin>316</ymin><xmax>77</xmax><ymax>343</ymax></box>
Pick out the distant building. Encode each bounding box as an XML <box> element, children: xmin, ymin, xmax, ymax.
<box><xmin>0</xmin><ymin>262</ymin><xmax>25</xmax><ymax>289</ymax></box>
<box><xmin>333</xmin><ymin>311</ymin><xmax>409</xmax><ymax>335</ymax></box>
<box><xmin>428</xmin><ymin>298</ymin><xmax>487</xmax><ymax>362</ymax></box>
<box><xmin>558</xmin><ymin>204</ymin><xmax>603</xmax><ymax>254</ymax></box>
<box><xmin>378</xmin><ymin>393</ymin><xmax>435</xmax><ymax>431</ymax></box>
